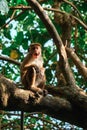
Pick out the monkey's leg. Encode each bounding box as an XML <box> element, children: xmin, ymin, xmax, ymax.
<box><xmin>25</xmin><ymin>66</ymin><xmax>36</xmax><ymax>90</ymax></box>
<box><xmin>29</xmin><ymin>66</ymin><xmax>48</xmax><ymax>96</ymax></box>
<box><xmin>26</xmin><ymin>66</ymin><xmax>43</xmax><ymax>94</ymax></box>
<box><xmin>31</xmin><ymin>67</ymin><xmax>44</xmax><ymax>94</ymax></box>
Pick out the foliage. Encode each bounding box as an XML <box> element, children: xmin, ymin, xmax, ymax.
<box><xmin>0</xmin><ymin>0</ymin><xmax>87</xmax><ymax>129</ymax></box>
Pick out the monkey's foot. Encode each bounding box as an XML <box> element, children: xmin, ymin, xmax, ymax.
<box><xmin>43</xmin><ymin>89</ymin><xmax>48</xmax><ymax>96</ymax></box>
<box><xmin>35</xmin><ymin>90</ymin><xmax>43</xmax><ymax>97</ymax></box>
<box><xmin>35</xmin><ymin>89</ymin><xmax>48</xmax><ymax>97</ymax></box>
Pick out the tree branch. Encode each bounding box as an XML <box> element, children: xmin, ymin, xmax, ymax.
<box><xmin>0</xmin><ymin>74</ymin><xmax>87</xmax><ymax>129</ymax></box>
<box><xmin>63</xmin><ymin>0</ymin><xmax>84</xmax><ymax>22</ymax></box>
<box><xmin>66</xmin><ymin>47</ymin><xmax>87</xmax><ymax>80</ymax></box>
<box><xmin>10</xmin><ymin>6</ymin><xmax>87</xmax><ymax>30</ymax></box>
<box><xmin>0</xmin><ymin>10</ymin><xmax>26</xmax><ymax>29</ymax></box>
<box><xmin>0</xmin><ymin>55</ymin><xmax>21</xmax><ymax>66</ymax></box>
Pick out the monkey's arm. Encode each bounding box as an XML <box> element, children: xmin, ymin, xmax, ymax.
<box><xmin>20</xmin><ymin>53</ymin><xmax>32</xmax><ymax>87</ymax></box>
<box><xmin>21</xmin><ymin>53</ymin><xmax>31</xmax><ymax>71</ymax></box>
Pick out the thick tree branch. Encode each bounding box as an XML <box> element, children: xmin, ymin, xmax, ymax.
<box><xmin>46</xmin><ymin>85</ymin><xmax>87</xmax><ymax>110</ymax></box>
<box><xmin>0</xmin><ymin>75</ymin><xmax>87</xmax><ymax>128</ymax></box>
<box><xmin>66</xmin><ymin>47</ymin><xmax>87</xmax><ymax>80</ymax></box>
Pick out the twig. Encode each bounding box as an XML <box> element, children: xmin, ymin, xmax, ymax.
<box><xmin>0</xmin><ymin>10</ymin><xmax>26</xmax><ymax>29</ymax></box>
<box><xmin>0</xmin><ymin>55</ymin><xmax>20</xmax><ymax>66</ymax></box>
<box><xmin>10</xmin><ymin>5</ymin><xmax>31</xmax><ymax>10</ymax></box>
<box><xmin>45</xmin><ymin>50</ymin><xmax>57</xmax><ymax>67</ymax></box>
<box><xmin>63</xmin><ymin>0</ymin><xmax>84</xmax><ymax>22</ymax></box>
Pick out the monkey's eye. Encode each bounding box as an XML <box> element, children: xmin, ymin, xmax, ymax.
<box><xmin>32</xmin><ymin>47</ymin><xmax>35</xmax><ymax>50</ymax></box>
<box><xmin>32</xmin><ymin>46</ymin><xmax>39</xmax><ymax>50</ymax></box>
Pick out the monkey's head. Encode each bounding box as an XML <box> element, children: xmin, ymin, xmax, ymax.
<box><xmin>29</xmin><ymin>43</ymin><xmax>42</xmax><ymax>59</ymax></box>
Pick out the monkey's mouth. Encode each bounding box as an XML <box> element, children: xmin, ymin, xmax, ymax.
<box><xmin>33</xmin><ymin>52</ymin><xmax>40</xmax><ymax>58</ymax></box>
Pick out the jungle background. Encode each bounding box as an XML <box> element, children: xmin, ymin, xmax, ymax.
<box><xmin>0</xmin><ymin>0</ymin><xmax>87</xmax><ymax>129</ymax></box>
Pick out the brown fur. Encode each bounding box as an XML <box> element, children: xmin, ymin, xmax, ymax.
<box><xmin>20</xmin><ymin>43</ymin><xmax>47</xmax><ymax>95</ymax></box>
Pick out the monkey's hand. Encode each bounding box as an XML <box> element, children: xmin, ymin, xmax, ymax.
<box><xmin>29</xmin><ymin>64</ymin><xmax>40</xmax><ymax>73</ymax></box>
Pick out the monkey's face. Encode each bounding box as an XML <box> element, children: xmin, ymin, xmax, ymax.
<box><xmin>30</xmin><ymin>45</ymin><xmax>41</xmax><ymax>58</ymax></box>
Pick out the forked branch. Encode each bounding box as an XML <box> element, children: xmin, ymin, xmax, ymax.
<box><xmin>26</xmin><ymin>0</ymin><xmax>76</xmax><ymax>87</ymax></box>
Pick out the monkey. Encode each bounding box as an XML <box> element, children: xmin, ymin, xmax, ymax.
<box><xmin>20</xmin><ymin>43</ymin><xmax>47</xmax><ymax>96</ymax></box>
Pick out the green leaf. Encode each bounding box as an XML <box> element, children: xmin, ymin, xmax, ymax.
<box><xmin>4</xmin><ymin>28</ymin><xmax>11</xmax><ymax>39</ymax></box>
<box><xmin>16</xmin><ymin>0</ymin><xmax>27</xmax><ymax>5</ymax></box>
<box><xmin>15</xmin><ymin>31</ymin><xmax>23</xmax><ymax>44</ymax></box>
<box><xmin>22</xmin><ymin>39</ymin><xmax>28</xmax><ymax>50</ymax></box>
<box><xmin>0</xmin><ymin>14</ymin><xmax>7</xmax><ymax>26</ymax></box>
<box><xmin>2</xmin><ymin>47</ymin><xmax>10</xmax><ymax>55</ymax></box>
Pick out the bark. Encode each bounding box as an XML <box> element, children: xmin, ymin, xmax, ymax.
<box><xmin>0</xmin><ymin>55</ymin><xmax>21</xmax><ymax>66</ymax></box>
<box><xmin>0</xmin><ymin>75</ymin><xmax>87</xmax><ymax>129</ymax></box>
<box><xmin>66</xmin><ymin>47</ymin><xmax>87</xmax><ymax>80</ymax></box>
